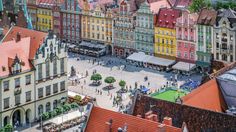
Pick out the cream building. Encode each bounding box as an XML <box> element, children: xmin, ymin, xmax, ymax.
<box><xmin>0</xmin><ymin>27</ymin><xmax>67</xmax><ymax>128</ymax></box>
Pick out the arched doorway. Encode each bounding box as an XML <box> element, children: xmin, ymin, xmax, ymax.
<box><xmin>53</xmin><ymin>100</ymin><xmax>58</xmax><ymax>109</ymax></box>
<box><xmin>12</xmin><ymin>110</ymin><xmax>22</xmax><ymax>127</ymax></box>
<box><xmin>3</xmin><ymin>116</ymin><xmax>10</xmax><ymax>126</ymax></box>
<box><xmin>25</xmin><ymin>109</ymin><xmax>31</xmax><ymax>124</ymax></box>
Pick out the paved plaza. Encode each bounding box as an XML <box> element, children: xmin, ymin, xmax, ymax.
<box><xmin>67</xmin><ymin>53</ymin><xmax>202</xmax><ymax>112</ymax></box>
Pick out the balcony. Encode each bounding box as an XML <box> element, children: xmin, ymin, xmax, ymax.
<box><xmin>222</xmin><ymin>38</ymin><xmax>227</xmax><ymax>43</ymax></box>
<box><xmin>14</xmin><ymin>88</ymin><xmax>22</xmax><ymax>95</ymax></box>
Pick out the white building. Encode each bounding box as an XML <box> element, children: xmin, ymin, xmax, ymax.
<box><xmin>0</xmin><ymin>26</ymin><xmax>68</xmax><ymax>127</ymax></box>
<box><xmin>213</xmin><ymin>9</ymin><xmax>236</xmax><ymax>63</ymax></box>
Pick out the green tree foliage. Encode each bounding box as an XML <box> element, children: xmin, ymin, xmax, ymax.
<box><xmin>119</xmin><ymin>80</ymin><xmax>126</xmax><ymax>89</ymax></box>
<box><xmin>104</xmin><ymin>76</ymin><xmax>116</xmax><ymax>88</ymax></box>
<box><xmin>189</xmin><ymin>0</ymin><xmax>211</xmax><ymax>12</ymax></box>
<box><xmin>216</xmin><ymin>1</ymin><xmax>236</xmax><ymax>10</ymax></box>
<box><xmin>90</xmin><ymin>73</ymin><xmax>102</xmax><ymax>83</ymax></box>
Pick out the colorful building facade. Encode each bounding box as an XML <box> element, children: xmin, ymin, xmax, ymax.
<box><xmin>135</xmin><ymin>1</ymin><xmax>154</xmax><ymax>55</ymax></box>
<box><xmin>213</xmin><ymin>9</ymin><xmax>236</xmax><ymax>63</ymax></box>
<box><xmin>60</xmin><ymin>0</ymin><xmax>82</xmax><ymax>44</ymax></box>
<box><xmin>196</xmin><ymin>9</ymin><xmax>217</xmax><ymax>71</ymax></box>
<box><xmin>176</xmin><ymin>11</ymin><xmax>198</xmax><ymax>63</ymax></box>
<box><xmin>36</xmin><ymin>0</ymin><xmax>54</xmax><ymax>32</ymax></box>
<box><xmin>113</xmin><ymin>0</ymin><xmax>136</xmax><ymax>57</ymax></box>
<box><xmin>81</xmin><ymin>2</ymin><xmax>113</xmax><ymax>45</ymax></box>
<box><xmin>154</xmin><ymin>8</ymin><xmax>181</xmax><ymax>59</ymax></box>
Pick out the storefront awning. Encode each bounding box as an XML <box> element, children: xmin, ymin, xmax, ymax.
<box><xmin>127</xmin><ymin>52</ymin><xmax>150</xmax><ymax>62</ymax></box>
<box><xmin>172</xmin><ymin>61</ymin><xmax>196</xmax><ymax>72</ymax></box>
<box><xmin>146</xmin><ymin>56</ymin><xmax>176</xmax><ymax>67</ymax></box>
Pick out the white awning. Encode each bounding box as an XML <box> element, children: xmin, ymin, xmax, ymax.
<box><xmin>146</xmin><ymin>56</ymin><xmax>176</xmax><ymax>67</ymax></box>
<box><xmin>172</xmin><ymin>61</ymin><xmax>196</xmax><ymax>72</ymax></box>
<box><xmin>127</xmin><ymin>52</ymin><xmax>150</xmax><ymax>62</ymax></box>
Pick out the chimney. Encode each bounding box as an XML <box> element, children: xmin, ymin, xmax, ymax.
<box><xmin>163</xmin><ymin>117</ymin><xmax>172</xmax><ymax>126</ymax></box>
<box><xmin>105</xmin><ymin>119</ymin><xmax>113</xmax><ymax>132</ymax></box>
<box><xmin>16</xmin><ymin>32</ymin><xmax>21</xmax><ymax>42</ymax></box>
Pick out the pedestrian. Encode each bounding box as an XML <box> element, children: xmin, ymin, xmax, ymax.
<box><xmin>148</xmin><ymin>82</ymin><xmax>150</xmax><ymax>86</ymax></box>
<box><xmin>170</xmin><ymin>76</ymin><xmax>173</xmax><ymax>81</ymax></box>
<box><xmin>84</xmin><ymin>80</ymin><xmax>86</xmax><ymax>84</ymax></box>
<box><xmin>95</xmin><ymin>89</ymin><xmax>97</xmax><ymax>93</ymax></box>
<box><xmin>97</xmin><ymin>90</ymin><xmax>99</xmax><ymax>94</ymax></box>
<box><xmin>101</xmin><ymin>91</ymin><xmax>102</xmax><ymax>95</ymax></box>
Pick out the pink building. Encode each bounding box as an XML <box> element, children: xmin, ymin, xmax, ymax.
<box><xmin>176</xmin><ymin>11</ymin><xmax>198</xmax><ymax>63</ymax></box>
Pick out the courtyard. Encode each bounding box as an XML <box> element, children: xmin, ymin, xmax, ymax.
<box><xmin>67</xmin><ymin>53</ymin><xmax>202</xmax><ymax>111</ymax></box>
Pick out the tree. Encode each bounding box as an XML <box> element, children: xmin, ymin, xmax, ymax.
<box><xmin>189</xmin><ymin>0</ymin><xmax>211</xmax><ymax>13</ymax></box>
<box><xmin>119</xmin><ymin>80</ymin><xmax>126</xmax><ymax>89</ymax></box>
<box><xmin>104</xmin><ymin>76</ymin><xmax>116</xmax><ymax>88</ymax></box>
<box><xmin>90</xmin><ymin>73</ymin><xmax>102</xmax><ymax>85</ymax></box>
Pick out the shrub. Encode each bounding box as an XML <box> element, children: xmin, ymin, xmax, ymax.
<box><xmin>4</xmin><ymin>124</ymin><xmax>13</xmax><ymax>132</ymax></box>
<box><xmin>71</xmin><ymin>102</ymin><xmax>79</xmax><ymax>109</ymax></box>
<box><xmin>42</xmin><ymin>112</ymin><xmax>49</xmax><ymax>120</ymax></box>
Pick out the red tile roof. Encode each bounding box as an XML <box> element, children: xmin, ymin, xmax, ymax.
<box><xmin>182</xmin><ymin>79</ymin><xmax>227</xmax><ymax>112</ymax></box>
<box><xmin>2</xmin><ymin>26</ymin><xmax>47</xmax><ymax>60</ymax></box>
<box><xmin>156</xmin><ymin>8</ymin><xmax>181</xmax><ymax>29</ymax></box>
<box><xmin>0</xmin><ymin>37</ymin><xmax>32</xmax><ymax>77</ymax></box>
<box><xmin>197</xmin><ymin>8</ymin><xmax>217</xmax><ymax>26</ymax></box>
<box><xmin>86</xmin><ymin>107</ymin><xmax>181</xmax><ymax>132</ymax></box>
<box><xmin>150</xmin><ymin>0</ymin><xmax>171</xmax><ymax>14</ymax></box>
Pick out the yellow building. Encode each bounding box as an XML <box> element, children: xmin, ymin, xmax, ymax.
<box><xmin>154</xmin><ymin>27</ymin><xmax>176</xmax><ymax>59</ymax></box>
<box><xmin>154</xmin><ymin>8</ymin><xmax>181</xmax><ymax>59</ymax></box>
<box><xmin>36</xmin><ymin>1</ymin><xmax>54</xmax><ymax>32</ymax></box>
<box><xmin>81</xmin><ymin>3</ymin><xmax>113</xmax><ymax>45</ymax></box>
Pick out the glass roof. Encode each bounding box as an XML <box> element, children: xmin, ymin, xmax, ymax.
<box><xmin>227</xmin><ymin>68</ymin><xmax>236</xmax><ymax>75</ymax></box>
<box><xmin>219</xmin><ymin>73</ymin><xmax>236</xmax><ymax>81</ymax></box>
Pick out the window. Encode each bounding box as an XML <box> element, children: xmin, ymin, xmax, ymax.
<box><xmin>60</xmin><ymin>81</ymin><xmax>65</xmax><ymax>91</ymax></box>
<box><xmin>166</xmin><ymin>40</ymin><xmax>168</xmax><ymax>44</ymax></box>
<box><xmin>4</xmin><ymin>98</ymin><xmax>9</xmax><ymax>109</ymax></box>
<box><xmin>53</xmin><ymin>59</ymin><xmax>57</xmax><ymax>75</ymax></box>
<box><xmin>3</xmin><ymin>81</ymin><xmax>9</xmax><ymax>91</ymax></box>
<box><xmin>46</xmin><ymin>102</ymin><xmax>51</xmax><ymax>112</ymax></box>
<box><xmin>46</xmin><ymin>85</ymin><xmax>51</xmax><ymax>96</ymax></box>
<box><xmin>184</xmin><ymin>43</ymin><xmax>188</xmax><ymax>48</ymax></box>
<box><xmin>15</xmin><ymin>78</ymin><xmax>20</xmax><ymax>88</ymax></box>
<box><xmin>25</xmin><ymin>75</ymin><xmax>31</xmax><ymax>85</ymax></box>
<box><xmin>177</xmin><ymin>51</ymin><xmax>181</xmax><ymax>57</ymax></box>
<box><xmin>38</xmin><ymin>87</ymin><xmax>43</xmax><ymax>98</ymax></box>
<box><xmin>222</xmin><ymin>54</ymin><xmax>227</xmax><ymax>61</ymax></box>
<box><xmin>60</xmin><ymin>58</ymin><xmax>64</xmax><ymax>74</ymax></box>
<box><xmin>38</xmin><ymin>105</ymin><xmax>43</xmax><ymax>116</ymax></box>
<box><xmin>53</xmin><ymin>83</ymin><xmax>58</xmax><ymax>93</ymax></box>
<box><xmin>230</xmin><ymin>55</ymin><xmax>233</xmax><ymax>62</ymax></box>
<box><xmin>190</xmin><ymin>52</ymin><xmax>194</xmax><ymax>59</ymax></box>
<box><xmin>97</xmin><ymin>26</ymin><xmax>99</xmax><ymax>31</ymax></box>
<box><xmin>216</xmin><ymin>43</ymin><xmax>219</xmax><ymax>48</ymax></box>
<box><xmin>38</xmin><ymin>64</ymin><xmax>42</xmax><ymax>80</ymax></box>
<box><xmin>46</xmin><ymin>61</ymin><xmax>50</xmax><ymax>78</ymax></box>
<box><xmin>216</xmin><ymin>53</ymin><xmax>219</xmax><ymax>60</ymax></box>
<box><xmin>184</xmin><ymin>52</ymin><xmax>187</xmax><ymax>58</ymax></box>
<box><xmin>26</xmin><ymin>91</ymin><xmax>31</xmax><ymax>102</ymax></box>
<box><xmin>170</xmin><ymin>40</ymin><xmax>173</xmax><ymax>45</ymax></box>
<box><xmin>166</xmin><ymin>48</ymin><xmax>169</xmax><ymax>53</ymax></box>
<box><xmin>15</xmin><ymin>94</ymin><xmax>20</xmax><ymax>105</ymax></box>
<box><xmin>53</xmin><ymin>100</ymin><xmax>58</xmax><ymax>109</ymax></box>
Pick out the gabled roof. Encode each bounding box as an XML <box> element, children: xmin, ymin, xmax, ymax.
<box><xmin>86</xmin><ymin>107</ymin><xmax>181</xmax><ymax>132</ymax></box>
<box><xmin>0</xmin><ymin>37</ymin><xmax>32</xmax><ymax>77</ymax></box>
<box><xmin>2</xmin><ymin>26</ymin><xmax>47</xmax><ymax>60</ymax></box>
<box><xmin>182</xmin><ymin>79</ymin><xmax>227</xmax><ymax>112</ymax></box>
<box><xmin>197</xmin><ymin>8</ymin><xmax>217</xmax><ymax>26</ymax></box>
<box><xmin>156</xmin><ymin>8</ymin><xmax>181</xmax><ymax>29</ymax></box>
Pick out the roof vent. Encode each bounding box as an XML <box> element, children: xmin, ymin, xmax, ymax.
<box><xmin>118</xmin><ymin>127</ymin><xmax>123</xmax><ymax>132</ymax></box>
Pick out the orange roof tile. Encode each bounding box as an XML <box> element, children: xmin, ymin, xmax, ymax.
<box><xmin>2</xmin><ymin>26</ymin><xmax>47</xmax><ymax>60</ymax></box>
<box><xmin>0</xmin><ymin>37</ymin><xmax>32</xmax><ymax>77</ymax></box>
<box><xmin>86</xmin><ymin>107</ymin><xmax>181</xmax><ymax>132</ymax></box>
<box><xmin>182</xmin><ymin>79</ymin><xmax>227</xmax><ymax>112</ymax></box>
